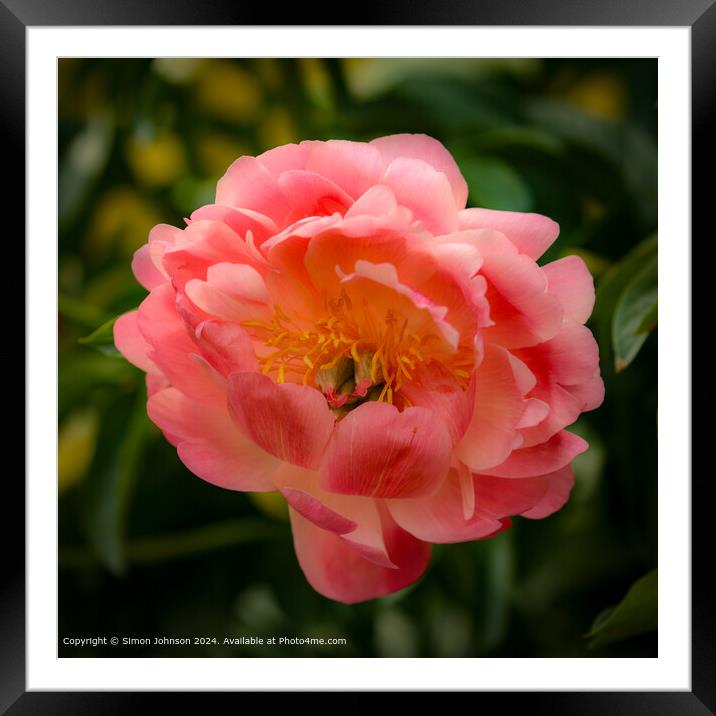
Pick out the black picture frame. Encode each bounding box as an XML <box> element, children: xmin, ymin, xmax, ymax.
<box><xmin>7</xmin><ymin>0</ymin><xmax>707</xmax><ymax>710</ymax></box>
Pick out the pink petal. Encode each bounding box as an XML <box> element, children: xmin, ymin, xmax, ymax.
<box><xmin>162</xmin><ymin>220</ymin><xmax>269</xmax><ymax>290</ymax></box>
<box><xmin>131</xmin><ymin>244</ymin><xmax>167</xmax><ymax>290</ymax></box>
<box><xmin>148</xmin><ymin>386</ymin><xmax>279</xmax><ymax>491</ymax></box>
<box><xmin>215</xmin><ymin>155</ymin><xmax>291</xmax><ymax>225</ymax></box>
<box><xmin>278</xmin><ymin>170</ymin><xmax>354</xmax><ymax>218</ymax></box>
<box><xmin>305</xmin><ymin>140</ymin><xmax>384</xmax><ymax>200</ymax></box>
<box><xmin>184</xmin><ymin>262</ymin><xmax>271</xmax><ymax>323</ymax></box>
<box><xmin>564</xmin><ymin>373</ymin><xmax>605</xmax><ymax>412</ymax></box>
<box><xmin>455</xmin><ymin>345</ymin><xmax>525</xmax><ymax>471</ymax></box>
<box><xmin>288</xmin><ymin>506</ymin><xmax>431</xmax><ymax>604</ymax></box>
<box><xmin>516</xmin><ymin>320</ymin><xmax>601</xmax><ymax>388</ymax></box>
<box><xmin>458</xmin><ymin>207</ymin><xmax>560</xmax><ymax>260</ymax></box>
<box><xmin>193</xmin><ymin>320</ymin><xmax>259</xmax><ymax>377</ymax></box>
<box><xmin>478</xmin><ymin>430</ymin><xmax>588</xmax><ymax>478</ymax></box>
<box><xmin>319</xmin><ymin>401</ymin><xmax>452</xmax><ymax>499</ymax></box>
<box><xmin>521</xmin><ymin>466</ymin><xmax>575</xmax><ymax>518</ymax></box>
<box><xmin>473</xmin><ymin>473</ymin><xmax>550</xmax><ymax>518</ymax></box>
<box><xmin>189</xmin><ymin>204</ymin><xmax>277</xmax><ymax>247</ymax></box>
<box><xmin>517</xmin><ymin>397</ymin><xmax>551</xmax><ymax>428</ymax></box>
<box><xmin>113</xmin><ymin>310</ymin><xmax>160</xmax><ymax>374</ymax></box>
<box><xmin>228</xmin><ymin>372</ymin><xmax>335</xmax><ymax>470</ymax></box>
<box><xmin>542</xmin><ymin>255</ymin><xmax>596</xmax><ymax>324</ymax></box>
<box><xmin>382</xmin><ymin>157</ymin><xmax>459</xmax><ymax>234</ymax></box>
<box><xmin>473</xmin><ymin>230</ymin><xmax>564</xmax><ymax>348</ymax></box>
<box><xmin>338</xmin><ymin>260</ymin><xmax>460</xmax><ymax>351</ymax></box>
<box><xmin>387</xmin><ymin>468</ymin><xmax>507</xmax><ymax>543</ymax></box>
<box><xmin>274</xmin><ymin>465</ymin><xmax>398</xmax><ymax>568</ymax></box>
<box><xmin>399</xmin><ymin>363</ymin><xmax>476</xmax><ymax>444</ymax></box>
<box><xmin>345</xmin><ymin>184</ymin><xmax>399</xmax><ymax>218</ymax></box>
<box><xmin>257</xmin><ymin>141</ymin><xmax>312</xmax><ymax>176</ymax></box>
<box><xmin>371</xmin><ymin>133</ymin><xmax>468</xmax><ymax>209</ymax></box>
<box><xmin>280</xmin><ymin>487</ymin><xmax>357</xmax><ymax>535</ymax></box>
<box><xmin>136</xmin><ymin>284</ymin><xmax>226</xmax><ymax>403</ymax></box>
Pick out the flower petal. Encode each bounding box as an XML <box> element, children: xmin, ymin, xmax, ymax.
<box><xmin>387</xmin><ymin>468</ymin><xmax>508</xmax><ymax>543</ymax></box>
<box><xmin>478</xmin><ymin>430</ymin><xmax>588</xmax><ymax>478</ymax></box>
<box><xmin>113</xmin><ymin>310</ymin><xmax>160</xmax><ymax>374</ymax></box>
<box><xmin>131</xmin><ymin>244</ymin><xmax>167</xmax><ymax>291</ymax></box>
<box><xmin>382</xmin><ymin>157</ymin><xmax>459</xmax><ymax>234</ymax></box>
<box><xmin>458</xmin><ymin>207</ymin><xmax>559</xmax><ymax>260</ymax></box>
<box><xmin>370</xmin><ymin>133</ymin><xmax>468</xmax><ymax>209</ymax></box>
<box><xmin>228</xmin><ymin>372</ymin><xmax>335</xmax><ymax>469</ymax></box>
<box><xmin>288</xmin><ymin>506</ymin><xmax>431</xmax><ymax>604</ymax></box>
<box><xmin>305</xmin><ymin>140</ymin><xmax>384</xmax><ymax>199</ymax></box>
<box><xmin>215</xmin><ymin>155</ymin><xmax>291</xmax><ymax>224</ymax></box>
<box><xmin>148</xmin><ymin>386</ymin><xmax>279</xmax><ymax>491</ymax></box>
<box><xmin>319</xmin><ymin>401</ymin><xmax>452</xmax><ymax>499</ymax></box>
<box><xmin>136</xmin><ymin>284</ymin><xmax>226</xmax><ymax>403</ymax></box>
<box><xmin>278</xmin><ymin>169</ymin><xmax>354</xmax><ymax>219</ymax></box>
<box><xmin>455</xmin><ymin>345</ymin><xmax>525</xmax><ymax>471</ymax></box>
<box><xmin>521</xmin><ymin>466</ymin><xmax>575</xmax><ymax>518</ymax></box>
<box><xmin>543</xmin><ymin>255</ymin><xmax>596</xmax><ymax>324</ymax></box>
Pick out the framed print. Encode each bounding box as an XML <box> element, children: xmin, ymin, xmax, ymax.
<box><xmin>8</xmin><ymin>0</ymin><xmax>707</xmax><ymax>709</ymax></box>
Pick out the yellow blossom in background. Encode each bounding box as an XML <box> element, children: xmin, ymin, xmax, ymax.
<box><xmin>58</xmin><ymin>409</ymin><xmax>99</xmax><ymax>494</ymax></box>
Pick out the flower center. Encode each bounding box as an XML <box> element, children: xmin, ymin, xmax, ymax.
<box><xmin>242</xmin><ymin>293</ymin><xmax>473</xmax><ymax>413</ymax></box>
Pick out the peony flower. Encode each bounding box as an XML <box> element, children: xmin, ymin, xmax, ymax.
<box><xmin>114</xmin><ymin>134</ymin><xmax>604</xmax><ymax>603</ymax></box>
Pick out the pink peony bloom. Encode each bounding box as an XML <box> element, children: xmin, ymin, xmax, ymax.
<box><xmin>115</xmin><ymin>134</ymin><xmax>604</xmax><ymax>603</ymax></box>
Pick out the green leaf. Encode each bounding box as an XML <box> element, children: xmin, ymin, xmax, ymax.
<box><xmin>79</xmin><ymin>316</ymin><xmax>121</xmax><ymax>357</ymax></box>
<box><xmin>60</xmin><ymin>518</ymin><xmax>285</xmax><ymax>569</ymax></box>
<box><xmin>586</xmin><ymin>569</ymin><xmax>657</xmax><ymax>649</ymax></box>
<box><xmin>593</xmin><ymin>234</ymin><xmax>657</xmax><ymax>362</ymax></box>
<box><xmin>83</xmin><ymin>392</ymin><xmax>154</xmax><ymax>574</ymax></box>
<box><xmin>612</xmin><ymin>254</ymin><xmax>658</xmax><ymax>371</ymax></box>
<box><xmin>462</xmin><ymin>156</ymin><xmax>534</xmax><ymax>212</ymax></box>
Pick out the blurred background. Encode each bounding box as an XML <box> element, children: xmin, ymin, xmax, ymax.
<box><xmin>58</xmin><ymin>58</ymin><xmax>658</xmax><ymax>658</ymax></box>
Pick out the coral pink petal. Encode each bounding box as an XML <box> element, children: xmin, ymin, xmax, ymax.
<box><xmin>371</xmin><ymin>133</ymin><xmax>468</xmax><ymax>209</ymax></box>
<box><xmin>543</xmin><ymin>255</ymin><xmax>596</xmax><ymax>324</ymax></box>
<box><xmin>319</xmin><ymin>401</ymin><xmax>452</xmax><ymax>499</ymax></box>
<box><xmin>228</xmin><ymin>372</ymin><xmax>335</xmax><ymax>470</ymax></box>
<box><xmin>184</xmin><ymin>262</ymin><xmax>271</xmax><ymax>323</ymax></box>
<box><xmin>148</xmin><ymin>386</ymin><xmax>279</xmax><ymax>491</ymax></box>
<box><xmin>274</xmin><ymin>465</ymin><xmax>397</xmax><ymax>568</ymax></box>
<box><xmin>399</xmin><ymin>364</ymin><xmax>476</xmax><ymax>444</ymax></box>
<box><xmin>131</xmin><ymin>245</ymin><xmax>167</xmax><ymax>290</ymax></box>
<box><xmin>189</xmin><ymin>204</ymin><xmax>277</xmax><ymax>247</ymax></box>
<box><xmin>387</xmin><ymin>469</ymin><xmax>507</xmax><ymax>543</ymax></box>
<box><xmin>194</xmin><ymin>320</ymin><xmax>259</xmax><ymax>377</ymax></box>
<box><xmin>136</xmin><ymin>284</ymin><xmax>226</xmax><ymax>403</ymax></box>
<box><xmin>305</xmin><ymin>140</ymin><xmax>384</xmax><ymax>199</ymax></box>
<box><xmin>455</xmin><ymin>345</ymin><xmax>525</xmax><ymax>471</ymax></box>
<box><xmin>339</xmin><ymin>260</ymin><xmax>460</xmax><ymax>351</ymax></box>
<box><xmin>458</xmin><ymin>207</ymin><xmax>559</xmax><ymax>260</ymax></box>
<box><xmin>473</xmin><ymin>231</ymin><xmax>563</xmax><ymax>348</ymax></box>
<box><xmin>473</xmin><ymin>473</ymin><xmax>550</xmax><ymax>518</ymax></box>
<box><xmin>345</xmin><ymin>184</ymin><xmax>399</xmax><ymax>218</ymax></box>
<box><xmin>113</xmin><ymin>310</ymin><xmax>160</xmax><ymax>374</ymax></box>
<box><xmin>564</xmin><ymin>373</ymin><xmax>605</xmax><ymax>412</ymax></box>
<box><xmin>278</xmin><ymin>170</ymin><xmax>354</xmax><ymax>217</ymax></box>
<box><xmin>288</xmin><ymin>507</ymin><xmax>431</xmax><ymax>604</ymax></box>
<box><xmin>479</xmin><ymin>430</ymin><xmax>588</xmax><ymax>478</ymax></box>
<box><xmin>516</xmin><ymin>320</ymin><xmax>602</xmax><ymax>388</ymax></box>
<box><xmin>257</xmin><ymin>141</ymin><xmax>312</xmax><ymax>176</ymax></box>
<box><xmin>215</xmin><ymin>155</ymin><xmax>291</xmax><ymax>225</ymax></box>
<box><xmin>162</xmin><ymin>220</ymin><xmax>269</xmax><ymax>290</ymax></box>
<box><xmin>382</xmin><ymin>157</ymin><xmax>459</xmax><ymax>234</ymax></box>
<box><xmin>303</xmin><ymin>220</ymin><xmax>410</xmax><ymax>298</ymax></box>
<box><xmin>280</xmin><ymin>488</ymin><xmax>357</xmax><ymax>535</ymax></box>
<box><xmin>520</xmin><ymin>466</ymin><xmax>576</xmax><ymax>519</ymax></box>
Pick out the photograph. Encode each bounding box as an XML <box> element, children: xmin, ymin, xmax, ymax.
<box><xmin>56</xmin><ymin>56</ymin><xmax>659</xmax><ymax>659</ymax></box>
